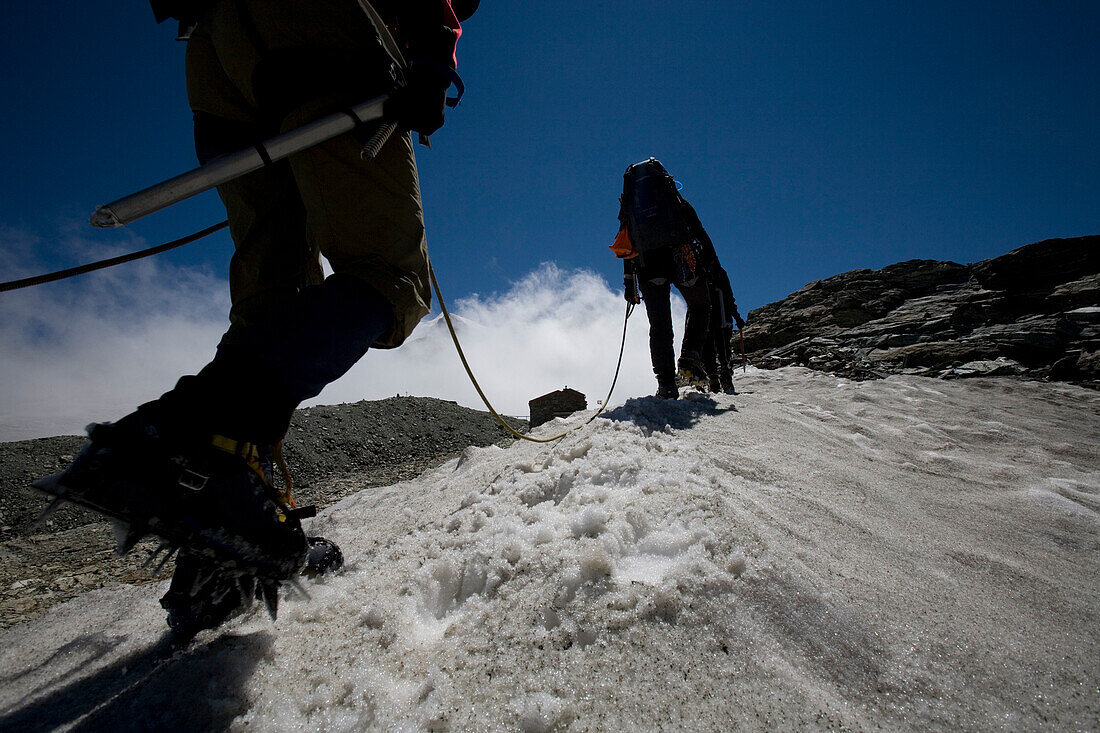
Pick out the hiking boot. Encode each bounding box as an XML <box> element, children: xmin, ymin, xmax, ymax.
<box><xmin>719</xmin><ymin>372</ymin><xmax>737</xmax><ymax>395</ymax></box>
<box><xmin>676</xmin><ymin>354</ymin><xmax>708</xmax><ymax>389</ymax></box>
<box><xmin>708</xmin><ymin>376</ymin><xmax>722</xmax><ymax>393</ymax></box>
<box><xmin>656</xmin><ymin>382</ymin><xmax>679</xmax><ymax>399</ymax></box>
<box><xmin>655</xmin><ymin>373</ymin><xmax>679</xmax><ymax>399</ymax></box>
<box><xmin>33</xmin><ymin>409</ymin><xmax>307</xmax><ymax>581</ymax></box>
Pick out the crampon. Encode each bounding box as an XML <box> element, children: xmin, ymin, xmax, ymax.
<box><xmin>32</xmin><ymin>418</ymin><xmax>311</xmax><ymax>619</ymax></box>
<box><xmin>159</xmin><ymin>536</ymin><xmax>343</xmax><ymax>641</ymax></box>
<box><xmin>676</xmin><ymin>356</ymin><xmax>709</xmax><ymax>391</ymax></box>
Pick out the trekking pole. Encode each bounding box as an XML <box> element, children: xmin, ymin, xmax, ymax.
<box><xmin>739</xmin><ymin>327</ymin><xmax>747</xmax><ymax>373</ymax></box>
<box><xmin>90</xmin><ymin>95</ymin><xmax>389</xmax><ymax>228</ymax></box>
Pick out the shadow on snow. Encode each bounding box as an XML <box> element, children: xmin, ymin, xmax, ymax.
<box><xmin>0</xmin><ymin>630</ymin><xmax>273</xmax><ymax>732</ymax></box>
<box><xmin>599</xmin><ymin>391</ymin><xmax>737</xmax><ymax>432</ymax></box>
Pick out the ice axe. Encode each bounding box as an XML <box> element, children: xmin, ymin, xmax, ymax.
<box><xmin>90</xmin><ymin>96</ymin><xmax>393</xmax><ymax>228</ymax></box>
<box><xmin>90</xmin><ymin>0</ymin><xmax>421</xmax><ymax>229</ymax></box>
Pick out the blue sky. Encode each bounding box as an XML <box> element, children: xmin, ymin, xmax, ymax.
<box><xmin>0</xmin><ymin>1</ymin><xmax>1098</xmax><ymax>437</ymax></box>
<box><xmin>3</xmin><ymin>1</ymin><xmax>1097</xmax><ymax>310</ymax></box>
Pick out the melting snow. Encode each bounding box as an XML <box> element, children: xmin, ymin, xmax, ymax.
<box><xmin>1</xmin><ymin>367</ymin><xmax>1098</xmax><ymax>730</ymax></box>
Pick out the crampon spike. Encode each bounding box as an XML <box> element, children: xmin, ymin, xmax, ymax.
<box><xmin>141</xmin><ymin>543</ymin><xmax>168</xmax><ymax>570</ymax></box>
<box><xmin>189</xmin><ymin>567</ymin><xmax>218</xmax><ymax>598</ymax></box>
<box><xmin>236</xmin><ymin>576</ymin><xmax>257</xmax><ymax>608</ymax></box>
<box><xmin>260</xmin><ymin>581</ymin><xmax>280</xmax><ymax>620</ymax></box>
<box><xmin>210</xmin><ymin>579</ymin><xmax>236</xmax><ymax>605</ymax></box>
<box><xmin>287</xmin><ymin>578</ymin><xmax>311</xmax><ymax>601</ymax></box>
<box><xmin>152</xmin><ymin>545</ymin><xmax>179</xmax><ymax>574</ymax></box>
<box><xmin>112</xmin><ymin>521</ymin><xmax>145</xmax><ymax>556</ymax></box>
<box><xmin>30</xmin><ymin>472</ymin><xmax>64</xmax><ymax>497</ymax></box>
<box><xmin>31</xmin><ymin>496</ymin><xmax>67</xmax><ymax>531</ymax></box>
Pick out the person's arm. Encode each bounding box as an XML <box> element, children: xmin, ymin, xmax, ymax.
<box><xmin>380</xmin><ymin>0</ymin><xmax>467</xmax><ymax>136</ymax></box>
<box><xmin>714</xmin><ymin>266</ymin><xmax>744</xmax><ymax>328</ymax></box>
<box><xmin>623</xmin><ymin>259</ymin><xmax>640</xmax><ymax>304</ymax></box>
<box><xmin>726</xmin><ymin>287</ymin><xmax>745</xmax><ymax>330</ymax></box>
<box><xmin>682</xmin><ymin>201</ymin><xmax>717</xmax><ymax>270</ymax></box>
<box><xmin>731</xmin><ymin>302</ymin><xmax>745</xmax><ymax>330</ymax></box>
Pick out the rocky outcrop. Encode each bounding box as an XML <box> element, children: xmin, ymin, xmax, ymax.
<box><xmin>744</xmin><ymin>236</ymin><xmax>1100</xmax><ymax>386</ymax></box>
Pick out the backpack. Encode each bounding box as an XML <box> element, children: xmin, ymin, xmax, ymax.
<box><xmin>619</xmin><ymin>158</ymin><xmax>689</xmax><ymax>255</ymax></box>
<box><xmin>149</xmin><ymin>0</ymin><xmax>215</xmax><ymax>24</ymax></box>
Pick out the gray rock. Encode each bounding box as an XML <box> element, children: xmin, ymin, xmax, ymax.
<box><xmin>970</xmin><ymin>236</ymin><xmax>1100</xmax><ymax>292</ymax></box>
<box><xmin>942</xmin><ymin>357</ymin><xmax>1024</xmax><ymax>378</ymax></box>
<box><xmin>744</xmin><ymin>235</ymin><xmax>1100</xmax><ymax>386</ymax></box>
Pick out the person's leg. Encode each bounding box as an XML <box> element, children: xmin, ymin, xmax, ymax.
<box><xmin>149</xmin><ymin>4</ymin><xmax>399</xmax><ymax>609</ymax></box>
<box><xmin>38</xmin><ymin>1</ymin><xmax>407</xmax><ymax>591</ymax></box>
<box><xmin>156</xmin><ymin>1</ymin><xmax>407</xmax><ymax>445</ymax></box>
<box><xmin>702</xmin><ymin>290</ymin><xmax>723</xmax><ymax>391</ymax></box>
<box><xmin>55</xmin><ymin>20</ymin><xmax>316</xmax><ymax>579</ymax></box>
<box><xmin>285</xmin><ymin>107</ymin><xmax>429</xmax><ymax>350</ymax></box>
<box><xmin>638</xmin><ymin>278</ymin><xmax>677</xmax><ymax>396</ymax></box>
<box><xmin>718</xmin><ymin>324</ymin><xmax>736</xmax><ymax>393</ymax></box>
<box><xmin>674</xmin><ymin>278</ymin><xmax>711</xmax><ymax>379</ymax></box>
<box><xmin>194</xmin><ymin>113</ymin><xmax>323</xmax><ymax>346</ymax></box>
<box><xmin>186</xmin><ymin>18</ymin><xmax>324</xmax><ymax>345</ymax></box>
<box><xmin>208</xmin><ymin>0</ymin><xmax>429</xmax><ymax>397</ymax></box>
<box><xmin>703</xmin><ymin>341</ymin><xmax>721</xmax><ymax>392</ymax></box>
<box><xmin>701</xmin><ymin>318</ymin><xmax>718</xmax><ymax>372</ymax></box>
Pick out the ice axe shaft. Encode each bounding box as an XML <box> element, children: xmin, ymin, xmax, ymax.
<box><xmin>91</xmin><ymin>95</ymin><xmax>389</xmax><ymax>228</ymax></box>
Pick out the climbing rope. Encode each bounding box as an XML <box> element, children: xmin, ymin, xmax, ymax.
<box><xmin>3</xmin><ymin>3</ymin><xmax>628</xmax><ymax>439</ymax></box>
<box><xmin>0</xmin><ymin>221</ymin><xmax>230</xmax><ymax>293</ymax></box>
<box><xmin>1</xmin><ymin>220</ymin><xmax>633</xmax><ymax>443</ymax></box>
<box><xmin>428</xmin><ymin>259</ymin><xmax>633</xmax><ymax>443</ymax></box>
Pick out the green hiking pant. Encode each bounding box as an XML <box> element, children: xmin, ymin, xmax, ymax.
<box><xmin>185</xmin><ymin>0</ymin><xmax>431</xmax><ymax>350</ymax></box>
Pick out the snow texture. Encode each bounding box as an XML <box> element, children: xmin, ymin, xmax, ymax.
<box><xmin>1</xmin><ymin>368</ymin><xmax>1098</xmax><ymax>731</ymax></box>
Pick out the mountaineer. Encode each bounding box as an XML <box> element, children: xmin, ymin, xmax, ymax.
<box><xmin>701</xmin><ymin>262</ymin><xmax>746</xmax><ymax>394</ymax></box>
<box><xmin>35</xmin><ymin>0</ymin><xmax>479</xmax><ymax>638</ymax></box>
<box><xmin>611</xmin><ymin>158</ymin><xmax>716</xmax><ymax>397</ymax></box>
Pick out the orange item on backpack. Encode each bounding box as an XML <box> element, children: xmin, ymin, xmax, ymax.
<box><xmin>609</xmin><ymin>226</ymin><xmax>638</xmax><ymax>259</ymax></box>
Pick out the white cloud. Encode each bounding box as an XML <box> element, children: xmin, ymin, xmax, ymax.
<box><xmin>0</xmin><ymin>229</ymin><xmax>230</xmax><ymax>441</ymax></box>
<box><xmin>0</xmin><ymin>239</ymin><xmax>684</xmax><ymax>441</ymax></box>
<box><xmin>315</xmin><ymin>262</ymin><xmax>680</xmax><ymax>418</ymax></box>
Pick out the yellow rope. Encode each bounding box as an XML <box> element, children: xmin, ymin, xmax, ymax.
<box><xmin>428</xmin><ymin>259</ymin><xmax>633</xmax><ymax>443</ymax></box>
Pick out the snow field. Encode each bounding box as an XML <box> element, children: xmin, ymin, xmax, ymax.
<box><xmin>1</xmin><ymin>367</ymin><xmax>1097</xmax><ymax>731</ymax></box>
<box><xmin>240</xmin><ymin>393</ymin><xmax>748</xmax><ymax>731</ymax></box>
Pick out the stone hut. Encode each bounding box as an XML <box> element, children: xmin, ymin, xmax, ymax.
<box><xmin>529</xmin><ymin>388</ymin><xmax>587</xmax><ymax>429</ymax></box>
